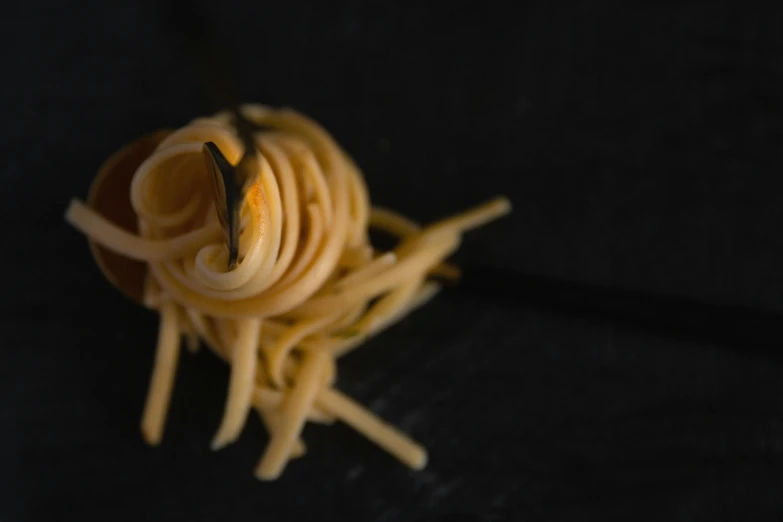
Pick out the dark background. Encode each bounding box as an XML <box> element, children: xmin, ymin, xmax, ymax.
<box><xmin>3</xmin><ymin>1</ymin><xmax>783</xmax><ymax>520</ymax></box>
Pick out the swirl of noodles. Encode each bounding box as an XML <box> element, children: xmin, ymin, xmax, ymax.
<box><xmin>64</xmin><ymin>105</ymin><xmax>510</xmax><ymax>480</ymax></box>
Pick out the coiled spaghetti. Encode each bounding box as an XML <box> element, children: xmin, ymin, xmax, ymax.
<box><xmin>65</xmin><ymin>105</ymin><xmax>510</xmax><ymax>480</ymax></box>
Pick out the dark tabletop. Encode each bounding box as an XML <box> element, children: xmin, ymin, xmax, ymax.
<box><xmin>4</xmin><ymin>1</ymin><xmax>783</xmax><ymax>521</ymax></box>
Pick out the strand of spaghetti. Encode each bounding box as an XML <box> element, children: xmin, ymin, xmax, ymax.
<box><xmin>369</xmin><ymin>208</ymin><xmax>460</xmax><ymax>280</ymax></box>
<box><xmin>256</xmin><ymin>409</ymin><xmax>307</xmax><ymax>459</ymax></box>
<box><xmin>381</xmin><ymin>201</ymin><xmax>509</xmax><ymax>281</ymax></box>
<box><xmin>255</xmin><ymin>350</ymin><xmax>328</xmax><ymax>480</ymax></box>
<box><xmin>277</xmin><ymin>137</ymin><xmax>333</xmax><ymax>228</ymax></box>
<box><xmin>253</xmin><ymin>388</ymin><xmax>334</xmax><ymax>424</ymax></box>
<box><xmin>425</xmin><ymin>197</ymin><xmax>511</xmax><ymax>235</ymax></box>
<box><xmin>156</xmin><ymin>122</ymin><xmax>242</xmax><ymax>157</ymax></box>
<box><xmin>270</xmin><ymin>204</ymin><xmax>324</xmax><ymax>290</ymax></box>
<box><xmin>66</xmin><ymin>200</ymin><xmax>222</xmax><ymax>261</ymax></box>
<box><xmin>311</xmin><ymin>282</ymin><xmax>440</xmax><ymax>358</ymax></box>
<box><xmin>212</xmin><ymin>318</ymin><xmax>263</xmax><ymax>449</ymax></box>
<box><xmin>316</xmin><ymin>387</ymin><xmax>427</xmax><ymax>470</ymax></box>
<box><xmin>323</xmin><ymin>277</ymin><xmax>422</xmax><ymax>352</ymax></box>
<box><xmin>255</xmin><ymin>140</ymin><xmax>301</xmax><ymax>282</ymax></box>
<box><xmin>140</xmin><ymin>300</ymin><xmax>181</xmax><ymax>445</ymax></box>
<box><xmin>289</xmin><ymin>231</ymin><xmax>459</xmax><ymax>317</ymax></box>
<box><xmin>264</xmin><ymin>311</ymin><xmax>342</xmax><ymax>387</ymax></box>
<box><xmin>331</xmin><ymin>252</ymin><xmax>396</xmax><ymax>292</ymax></box>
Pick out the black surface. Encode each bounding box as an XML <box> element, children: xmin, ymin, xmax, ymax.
<box><xmin>452</xmin><ymin>267</ymin><xmax>783</xmax><ymax>354</ymax></box>
<box><xmin>4</xmin><ymin>1</ymin><xmax>783</xmax><ymax>521</ymax></box>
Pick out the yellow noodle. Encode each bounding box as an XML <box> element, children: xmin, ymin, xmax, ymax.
<box><xmin>256</xmin><ymin>409</ymin><xmax>307</xmax><ymax>459</ymax></box>
<box><xmin>264</xmin><ymin>311</ymin><xmax>342</xmax><ymax>388</ymax></box>
<box><xmin>140</xmin><ymin>301</ymin><xmax>181</xmax><ymax>445</ymax></box>
<box><xmin>256</xmin><ymin>350</ymin><xmax>327</xmax><ymax>480</ymax></box>
<box><xmin>65</xmin><ymin>201</ymin><xmax>222</xmax><ymax>261</ymax></box>
<box><xmin>316</xmin><ymin>387</ymin><xmax>427</xmax><ymax>470</ymax></box>
<box><xmin>212</xmin><ymin>318</ymin><xmax>262</xmax><ymax>449</ymax></box>
<box><xmin>253</xmin><ymin>388</ymin><xmax>333</xmax><ymax>424</ymax></box>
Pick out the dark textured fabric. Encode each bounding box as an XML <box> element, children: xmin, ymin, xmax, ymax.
<box><xmin>3</xmin><ymin>1</ymin><xmax>783</xmax><ymax>520</ymax></box>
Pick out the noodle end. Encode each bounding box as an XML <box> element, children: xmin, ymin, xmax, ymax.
<box><xmin>210</xmin><ymin>431</ymin><xmax>237</xmax><ymax>451</ymax></box>
<box><xmin>408</xmin><ymin>446</ymin><xmax>428</xmax><ymax>470</ymax></box>
<box><xmin>141</xmin><ymin>421</ymin><xmax>163</xmax><ymax>447</ymax></box>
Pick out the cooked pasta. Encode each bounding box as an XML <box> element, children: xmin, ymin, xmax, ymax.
<box><xmin>65</xmin><ymin>104</ymin><xmax>510</xmax><ymax>480</ymax></box>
